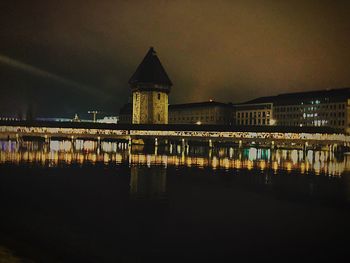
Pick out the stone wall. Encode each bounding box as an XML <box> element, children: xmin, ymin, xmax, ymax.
<box><xmin>132</xmin><ymin>91</ymin><xmax>168</xmax><ymax>124</ymax></box>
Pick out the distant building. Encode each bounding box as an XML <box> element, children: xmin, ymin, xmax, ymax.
<box><xmin>234</xmin><ymin>102</ymin><xmax>273</xmax><ymax>126</ymax></box>
<box><xmin>129</xmin><ymin>47</ymin><xmax>172</xmax><ymax>124</ymax></box>
<box><xmin>169</xmin><ymin>101</ymin><xmax>232</xmax><ymax>125</ymax></box>
<box><xmin>118</xmin><ymin>85</ymin><xmax>350</xmax><ymax>133</ymax></box>
<box><xmin>118</xmin><ymin>101</ymin><xmax>232</xmax><ymax>125</ymax></box>
<box><xmin>97</xmin><ymin>116</ymin><xmax>119</xmax><ymax>124</ymax></box>
<box><xmin>72</xmin><ymin>114</ymin><xmax>80</xmax><ymax>122</ymax></box>
<box><xmin>36</xmin><ymin>117</ymin><xmax>73</xmax><ymax>122</ymax></box>
<box><xmin>245</xmin><ymin>88</ymin><xmax>350</xmax><ymax>132</ymax></box>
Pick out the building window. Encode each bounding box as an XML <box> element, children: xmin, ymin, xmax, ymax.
<box><xmin>158</xmin><ymin>93</ymin><xmax>161</xmax><ymax>100</ymax></box>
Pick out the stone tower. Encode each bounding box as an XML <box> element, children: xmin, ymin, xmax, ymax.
<box><xmin>129</xmin><ymin>47</ymin><xmax>172</xmax><ymax>124</ymax></box>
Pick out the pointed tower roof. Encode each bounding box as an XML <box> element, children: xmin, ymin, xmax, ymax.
<box><xmin>129</xmin><ymin>47</ymin><xmax>172</xmax><ymax>86</ymax></box>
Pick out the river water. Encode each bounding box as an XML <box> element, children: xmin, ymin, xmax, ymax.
<box><xmin>0</xmin><ymin>139</ymin><xmax>350</xmax><ymax>262</ymax></box>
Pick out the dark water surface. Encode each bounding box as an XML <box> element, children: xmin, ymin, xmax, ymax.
<box><xmin>1</xmin><ymin>140</ymin><xmax>350</xmax><ymax>262</ymax></box>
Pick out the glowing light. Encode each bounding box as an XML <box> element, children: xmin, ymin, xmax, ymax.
<box><xmin>307</xmin><ymin>150</ymin><xmax>313</xmax><ymax>164</ymax></box>
<box><xmin>229</xmin><ymin>147</ymin><xmax>234</xmax><ymax>158</ymax></box>
<box><xmin>83</xmin><ymin>141</ymin><xmax>95</xmax><ymax>151</ymax></box>
<box><xmin>259</xmin><ymin>160</ymin><xmax>266</xmax><ymax>171</ymax></box>
<box><xmin>212</xmin><ymin>156</ymin><xmax>218</xmax><ymax>169</ymax></box>
<box><xmin>300</xmin><ymin>162</ymin><xmax>305</xmax><ymax>174</ymax></box>
<box><xmin>220</xmin><ymin>158</ymin><xmax>229</xmax><ymax>170</ymax></box>
<box><xmin>103</xmin><ymin>153</ymin><xmax>110</xmax><ymax>163</ymax></box>
<box><xmin>50</xmin><ymin>141</ymin><xmax>60</xmax><ymax>151</ymax></box>
<box><xmin>247</xmin><ymin>160</ymin><xmax>254</xmax><ymax>170</ymax></box>
<box><xmin>291</xmin><ymin>150</ymin><xmax>298</xmax><ymax>164</ymax></box>
<box><xmin>0</xmin><ymin>136</ymin><xmax>349</xmax><ymax>176</ymax></box>
<box><xmin>248</xmin><ymin>148</ymin><xmax>257</xmax><ymax>161</ymax></box>
<box><xmin>273</xmin><ymin>161</ymin><xmax>278</xmax><ymax>173</ymax></box>
<box><xmin>234</xmin><ymin>160</ymin><xmax>242</xmax><ymax>169</ymax></box>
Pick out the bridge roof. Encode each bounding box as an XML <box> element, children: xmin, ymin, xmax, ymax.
<box><xmin>129</xmin><ymin>47</ymin><xmax>172</xmax><ymax>86</ymax></box>
<box><xmin>0</xmin><ymin>120</ymin><xmax>344</xmax><ymax>135</ymax></box>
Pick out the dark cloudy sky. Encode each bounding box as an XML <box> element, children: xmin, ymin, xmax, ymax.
<box><xmin>0</xmin><ymin>0</ymin><xmax>349</xmax><ymax>118</ymax></box>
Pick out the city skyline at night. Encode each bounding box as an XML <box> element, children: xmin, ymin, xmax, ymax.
<box><xmin>1</xmin><ymin>0</ymin><xmax>350</xmax><ymax>118</ymax></box>
<box><xmin>2</xmin><ymin>2</ymin><xmax>350</xmax><ymax>262</ymax></box>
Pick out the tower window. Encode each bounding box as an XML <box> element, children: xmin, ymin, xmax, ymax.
<box><xmin>158</xmin><ymin>93</ymin><xmax>161</xmax><ymax>100</ymax></box>
<box><xmin>158</xmin><ymin>114</ymin><xmax>160</xmax><ymax>121</ymax></box>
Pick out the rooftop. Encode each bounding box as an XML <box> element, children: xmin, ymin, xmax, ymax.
<box><xmin>129</xmin><ymin>47</ymin><xmax>172</xmax><ymax>86</ymax></box>
<box><xmin>169</xmin><ymin>100</ymin><xmax>231</xmax><ymax>110</ymax></box>
<box><xmin>244</xmin><ymin>87</ymin><xmax>350</xmax><ymax>105</ymax></box>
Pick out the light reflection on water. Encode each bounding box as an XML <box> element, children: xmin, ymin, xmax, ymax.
<box><xmin>0</xmin><ymin>139</ymin><xmax>349</xmax><ymax>176</ymax></box>
<box><xmin>1</xmin><ymin>141</ymin><xmax>350</xmax><ymax>262</ymax></box>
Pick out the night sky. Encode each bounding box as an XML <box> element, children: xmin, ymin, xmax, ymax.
<box><xmin>0</xmin><ymin>0</ymin><xmax>349</xmax><ymax>118</ymax></box>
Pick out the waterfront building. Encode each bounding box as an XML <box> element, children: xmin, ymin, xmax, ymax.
<box><xmin>129</xmin><ymin>47</ymin><xmax>172</xmax><ymax>124</ymax></box>
<box><xmin>96</xmin><ymin>116</ymin><xmax>119</xmax><ymax>124</ymax></box>
<box><xmin>245</xmin><ymin>88</ymin><xmax>350</xmax><ymax>132</ymax></box>
<box><xmin>233</xmin><ymin>102</ymin><xmax>273</xmax><ymax>126</ymax></box>
<box><xmin>118</xmin><ymin>101</ymin><xmax>232</xmax><ymax>125</ymax></box>
<box><xmin>119</xmin><ymin>82</ymin><xmax>350</xmax><ymax>133</ymax></box>
<box><xmin>168</xmin><ymin>101</ymin><xmax>232</xmax><ymax>125</ymax></box>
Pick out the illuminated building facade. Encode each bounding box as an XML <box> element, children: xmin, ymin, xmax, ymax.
<box><xmin>119</xmin><ymin>84</ymin><xmax>349</xmax><ymax>133</ymax></box>
<box><xmin>129</xmin><ymin>47</ymin><xmax>172</xmax><ymax>124</ymax></box>
<box><xmin>246</xmin><ymin>88</ymin><xmax>350</xmax><ymax>132</ymax></box>
<box><xmin>234</xmin><ymin>103</ymin><xmax>273</xmax><ymax>126</ymax></box>
<box><xmin>119</xmin><ymin>100</ymin><xmax>232</xmax><ymax>125</ymax></box>
<box><xmin>168</xmin><ymin>101</ymin><xmax>232</xmax><ymax>125</ymax></box>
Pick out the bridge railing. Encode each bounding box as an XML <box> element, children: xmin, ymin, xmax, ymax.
<box><xmin>0</xmin><ymin>126</ymin><xmax>129</xmax><ymax>136</ymax></box>
<box><xmin>0</xmin><ymin>125</ymin><xmax>349</xmax><ymax>143</ymax></box>
<box><xmin>130</xmin><ymin>129</ymin><xmax>349</xmax><ymax>143</ymax></box>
